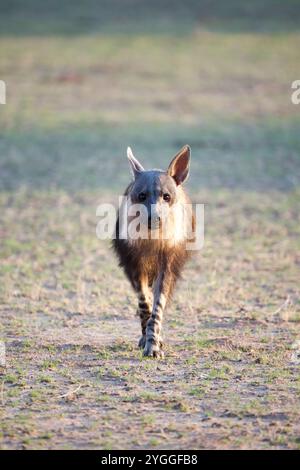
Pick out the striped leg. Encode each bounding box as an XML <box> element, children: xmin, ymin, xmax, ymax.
<box><xmin>136</xmin><ymin>278</ymin><xmax>153</xmax><ymax>349</ymax></box>
<box><xmin>143</xmin><ymin>267</ymin><xmax>171</xmax><ymax>358</ymax></box>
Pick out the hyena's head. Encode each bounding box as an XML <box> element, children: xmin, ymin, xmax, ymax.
<box><xmin>126</xmin><ymin>145</ymin><xmax>190</xmax><ymax>231</ymax></box>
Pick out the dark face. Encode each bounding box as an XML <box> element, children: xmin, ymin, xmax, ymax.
<box><xmin>130</xmin><ymin>170</ymin><xmax>178</xmax><ymax>229</ymax></box>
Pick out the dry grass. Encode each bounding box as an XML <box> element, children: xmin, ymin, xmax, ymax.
<box><xmin>1</xmin><ymin>0</ymin><xmax>300</xmax><ymax>450</ymax></box>
<box><xmin>0</xmin><ymin>189</ymin><xmax>300</xmax><ymax>449</ymax></box>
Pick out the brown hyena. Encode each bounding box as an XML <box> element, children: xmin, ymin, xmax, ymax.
<box><xmin>113</xmin><ymin>145</ymin><xmax>196</xmax><ymax>358</ymax></box>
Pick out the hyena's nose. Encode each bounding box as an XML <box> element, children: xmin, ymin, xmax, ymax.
<box><xmin>148</xmin><ymin>214</ymin><xmax>161</xmax><ymax>229</ymax></box>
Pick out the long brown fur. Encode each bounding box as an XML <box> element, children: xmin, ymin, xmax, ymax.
<box><xmin>113</xmin><ymin>145</ymin><xmax>195</xmax><ymax>358</ymax></box>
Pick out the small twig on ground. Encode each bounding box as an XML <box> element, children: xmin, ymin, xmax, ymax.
<box><xmin>272</xmin><ymin>295</ymin><xmax>291</xmax><ymax>318</ymax></box>
<box><xmin>58</xmin><ymin>384</ymin><xmax>82</xmax><ymax>399</ymax></box>
<box><xmin>0</xmin><ymin>381</ymin><xmax>4</xmax><ymax>406</ymax></box>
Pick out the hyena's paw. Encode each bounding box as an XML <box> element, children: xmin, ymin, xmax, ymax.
<box><xmin>143</xmin><ymin>342</ymin><xmax>164</xmax><ymax>359</ymax></box>
<box><xmin>138</xmin><ymin>335</ymin><xmax>146</xmax><ymax>349</ymax></box>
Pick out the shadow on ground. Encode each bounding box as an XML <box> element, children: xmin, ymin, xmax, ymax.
<box><xmin>1</xmin><ymin>0</ymin><xmax>300</xmax><ymax>36</ymax></box>
<box><xmin>1</xmin><ymin>120</ymin><xmax>300</xmax><ymax>193</ymax></box>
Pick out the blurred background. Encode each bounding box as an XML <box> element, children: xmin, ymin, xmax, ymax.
<box><xmin>1</xmin><ymin>0</ymin><xmax>300</xmax><ymax>192</ymax></box>
<box><xmin>1</xmin><ymin>0</ymin><xmax>300</xmax><ymax>450</ymax></box>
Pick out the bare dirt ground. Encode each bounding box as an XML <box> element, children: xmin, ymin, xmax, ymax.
<box><xmin>1</xmin><ymin>0</ymin><xmax>300</xmax><ymax>450</ymax></box>
<box><xmin>1</xmin><ymin>190</ymin><xmax>300</xmax><ymax>449</ymax></box>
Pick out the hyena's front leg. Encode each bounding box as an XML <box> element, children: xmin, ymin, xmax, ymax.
<box><xmin>143</xmin><ymin>266</ymin><xmax>172</xmax><ymax>358</ymax></box>
<box><xmin>135</xmin><ymin>277</ymin><xmax>153</xmax><ymax>349</ymax></box>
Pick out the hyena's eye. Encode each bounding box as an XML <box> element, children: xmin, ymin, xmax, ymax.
<box><xmin>138</xmin><ymin>192</ymin><xmax>147</xmax><ymax>202</ymax></box>
<box><xmin>163</xmin><ymin>193</ymin><xmax>171</xmax><ymax>202</ymax></box>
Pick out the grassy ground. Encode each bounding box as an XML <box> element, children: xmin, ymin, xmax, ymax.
<box><xmin>0</xmin><ymin>0</ymin><xmax>300</xmax><ymax>449</ymax></box>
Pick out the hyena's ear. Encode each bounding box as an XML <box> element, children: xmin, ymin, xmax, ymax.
<box><xmin>127</xmin><ymin>147</ymin><xmax>145</xmax><ymax>179</ymax></box>
<box><xmin>167</xmin><ymin>145</ymin><xmax>191</xmax><ymax>185</ymax></box>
